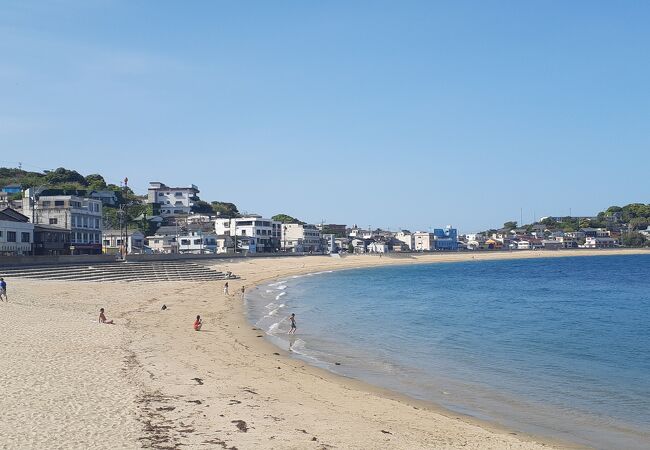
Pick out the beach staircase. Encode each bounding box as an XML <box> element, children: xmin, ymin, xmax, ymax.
<box><xmin>0</xmin><ymin>260</ymin><xmax>234</xmax><ymax>283</ymax></box>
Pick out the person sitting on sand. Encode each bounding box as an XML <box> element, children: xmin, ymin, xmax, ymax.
<box><xmin>99</xmin><ymin>308</ymin><xmax>114</xmax><ymax>324</ymax></box>
<box><xmin>194</xmin><ymin>315</ymin><xmax>202</xmax><ymax>331</ymax></box>
<box><xmin>0</xmin><ymin>278</ymin><xmax>7</xmax><ymax>301</ymax></box>
<box><xmin>288</xmin><ymin>313</ymin><xmax>297</xmax><ymax>334</ymax></box>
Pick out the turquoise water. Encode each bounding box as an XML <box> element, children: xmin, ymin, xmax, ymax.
<box><xmin>247</xmin><ymin>255</ymin><xmax>650</xmax><ymax>449</ymax></box>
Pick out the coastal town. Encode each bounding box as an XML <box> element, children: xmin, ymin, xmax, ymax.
<box><xmin>1</xmin><ymin>168</ymin><xmax>648</xmax><ymax>258</ymax></box>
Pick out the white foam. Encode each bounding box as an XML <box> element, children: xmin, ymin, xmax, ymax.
<box><xmin>278</xmin><ymin>303</ymin><xmax>285</xmax><ymax>308</ymax></box>
<box><xmin>268</xmin><ymin>323</ymin><xmax>280</xmax><ymax>333</ymax></box>
<box><xmin>276</xmin><ymin>285</ymin><xmax>287</xmax><ymax>290</ymax></box>
<box><xmin>265</xmin><ymin>302</ymin><xmax>276</xmax><ymax>310</ymax></box>
<box><xmin>268</xmin><ymin>280</ymin><xmax>287</xmax><ymax>287</ymax></box>
<box><xmin>275</xmin><ymin>292</ymin><xmax>286</xmax><ymax>300</ymax></box>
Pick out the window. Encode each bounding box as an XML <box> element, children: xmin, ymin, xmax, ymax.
<box><xmin>83</xmin><ymin>217</ymin><xmax>88</xmax><ymax>228</ymax></box>
<box><xmin>71</xmin><ymin>216</ymin><xmax>76</xmax><ymax>227</ymax></box>
<box><xmin>42</xmin><ymin>201</ymin><xmax>51</xmax><ymax>207</ymax></box>
<box><xmin>55</xmin><ymin>200</ymin><xmax>65</xmax><ymax>207</ymax></box>
<box><xmin>175</xmin><ymin>192</ymin><xmax>183</xmax><ymax>197</ymax></box>
<box><xmin>49</xmin><ymin>218</ymin><xmax>58</xmax><ymax>225</ymax></box>
<box><xmin>7</xmin><ymin>231</ymin><xmax>16</xmax><ymax>242</ymax></box>
<box><xmin>21</xmin><ymin>232</ymin><xmax>30</xmax><ymax>243</ymax></box>
<box><xmin>0</xmin><ymin>231</ymin><xmax>3</xmax><ymax>237</ymax></box>
<box><xmin>256</xmin><ymin>230</ymin><xmax>260</xmax><ymax>235</ymax></box>
<box><xmin>103</xmin><ymin>240</ymin><xmax>110</xmax><ymax>246</ymax></box>
<box><xmin>241</xmin><ymin>230</ymin><xmax>247</xmax><ymax>236</ymax></box>
<box><xmin>181</xmin><ymin>239</ymin><xmax>190</xmax><ymax>245</ymax></box>
<box><xmin>158</xmin><ymin>192</ymin><xmax>164</xmax><ymax>197</ymax></box>
<box><xmin>194</xmin><ymin>239</ymin><xmax>201</xmax><ymax>245</ymax></box>
<box><xmin>116</xmin><ymin>239</ymin><xmax>123</xmax><ymax>245</ymax></box>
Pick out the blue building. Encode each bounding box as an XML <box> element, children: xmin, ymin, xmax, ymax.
<box><xmin>1</xmin><ymin>184</ymin><xmax>22</xmax><ymax>194</ymax></box>
<box><xmin>434</xmin><ymin>226</ymin><xmax>458</xmax><ymax>250</ymax></box>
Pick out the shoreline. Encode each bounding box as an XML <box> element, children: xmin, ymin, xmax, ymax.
<box><xmin>215</xmin><ymin>248</ymin><xmax>647</xmax><ymax>449</ymax></box>
<box><xmin>239</xmin><ymin>249</ymin><xmax>649</xmax><ymax>450</ymax></box>
<box><xmin>1</xmin><ymin>248</ymin><xmax>647</xmax><ymax>448</ymax></box>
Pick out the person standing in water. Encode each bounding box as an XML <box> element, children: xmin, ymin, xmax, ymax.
<box><xmin>288</xmin><ymin>313</ymin><xmax>297</xmax><ymax>334</ymax></box>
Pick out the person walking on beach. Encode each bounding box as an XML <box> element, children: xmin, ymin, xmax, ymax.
<box><xmin>193</xmin><ymin>315</ymin><xmax>202</xmax><ymax>331</ymax></box>
<box><xmin>0</xmin><ymin>278</ymin><xmax>7</xmax><ymax>301</ymax></box>
<box><xmin>223</xmin><ymin>282</ymin><xmax>229</xmax><ymax>295</ymax></box>
<box><xmin>240</xmin><ymin>286</ymin><xmax>245</xmax><ymax>298</ymax></box>
<box><xmin>288</xmin><ymin>313</ymin><xmax>297</xmax><ymax>334</ymax></box>
<box><xmin>99</xmin><ymin>308</ymin><xmax>114</xmax><ymax>324</ymax></box>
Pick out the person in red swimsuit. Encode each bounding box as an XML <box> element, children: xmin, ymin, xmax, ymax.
<box><xmin>194</xmin><ymin>315</ymin><xmax>202</xmax><ymax>331</ymax></box>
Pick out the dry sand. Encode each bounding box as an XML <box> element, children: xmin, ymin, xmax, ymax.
<box><xmin>1</xmin><ymin>249</ymin><xmax>647</xmax><ymax>449</ymax></box>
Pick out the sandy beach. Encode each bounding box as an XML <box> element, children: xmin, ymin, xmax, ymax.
<box><xmin>1</xmin><ymin>249</ymin><xmax>647</xmax><ymax>449</ymax></box>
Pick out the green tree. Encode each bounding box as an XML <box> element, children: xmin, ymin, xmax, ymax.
<box><xmin>272</xmin><ymin>213</ymin><xmax>304</xmax><ymax>224</ymax></box>
<box><xmin>191</xmin><ymin>200</ymin><xmax>214</xmax><ymax>214</ymax></box>
<box><xmin>621</xmin><ymin>232</ymin><xmax>647</xmax><ymax>247</ymax></box>
<box><xmin>211</xmin><ymin>201</ymin><xmax>240</xmax><ymax>217</ymax></box>
<box><xmin>503</xmin><ymin>221</ymin><xmax>517</xmax><ymax>229</ymax></box>
<box><xmin>629</xmin><ymin>217</ymin><xmax>649</xmax><ymax>230</ymax></box>
<box><xmin>85</xmin><ymin>174</ymin><xmax>107</xmax><ymax>190</ymax></box>
<box><xmin>541</xmin><ymin>217</ymin><xmax>558</xmax><ymax>228</ymax></box>
<box><xmin>44</xmin><ymin>167</ymin><xmax>87</xmax><ymax>186</ymax></box>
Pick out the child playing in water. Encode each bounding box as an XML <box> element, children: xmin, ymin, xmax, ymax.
<box><xmin>288</xmin><ymin>313</ymin><xmax>297</xmax><ymax>334</ymax></box>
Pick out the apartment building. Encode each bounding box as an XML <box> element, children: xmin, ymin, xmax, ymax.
<box><xmin>413</xmin><ymin>232</ymin><xmax>435</xmax><ymax>251</ymax></box>
<box><xmin>281</xmin><ymin>223</ymin><xmax>322</xmax><ymax>253</ymax></box>
<box><xmin>147</xmin><ymin>181</ymin><xmax>199</xmax><ymax>217</ymax></box>
<box><xmin>22</xmin><ymin>191</ymin><xmax>102</xmax><ymax>254</ymax></box>
<box><xmin>214</xmin><ymin>216</ymin><xmax>281</xmax><ymax>253</ymax></box>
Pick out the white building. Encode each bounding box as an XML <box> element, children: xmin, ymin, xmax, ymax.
<box><xmin>0</xmin><ymin>208</ymin><xmax>34</xmax><ymax>255</ymax></box>
<box><xmin>147</xmin><ymin>182</ymin><xmax>199</xmax><ymax>217</ymax></box>
<box><xmin>145</xmin><ymin>234</ymin><xmax>178</xmax><ymax>254</ymax></box>
<box><xmin>102</xmin><ymin>229</ymin><xmax>146</xmax><ymax>254</ymax></box>
<box><xmin>517</xmin><ymin>240</ymin><xmax>531</xmax><ymax>250</ymax></box>
<box><xmin>214</xmin><ymin>216</ymin><xmax>281</xmax><ymax>253</ymax></box>
<box><xmin>584</xmin><ymin>237</ymin><xmax>617</xmax><ymax>248</ymax></box>
<box><xmin>22</xmin><ymin>191</ymin><xmax>103</xmax><ymax>254</ymax></box>
<box><xmin>394</xmin><ymin>231</ymin><xmax>414</xmax><ymax>250</ymax></box>
<box><xmin>413</xmin><ymin>232</ymin><xmax>435</xmax><ymax>251</ymax></box>
<box><xmin>281</xmin><ymin>223</ymin><xmax>322</xmax><ymax>253</ymax></box>
<box><xmin>368</xmin><ymin>241</ymin><xmax>389</xmax><ymax>253</ymax></box>
<box><xmin>177</xmin><ymin>231</ymin><xmax>218</xmax><ymax>254</ymax></box>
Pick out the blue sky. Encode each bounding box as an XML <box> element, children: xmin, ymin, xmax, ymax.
<box><xmin>2</xmin><ymin>1</ymin><xmax>649</xmax><ymax>232</ymax></box>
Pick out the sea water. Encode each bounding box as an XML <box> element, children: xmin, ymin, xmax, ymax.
<box><xmin>246</xmin><ymin>255</ymin><xmax>650</xmax><ymax>449</ymax></box>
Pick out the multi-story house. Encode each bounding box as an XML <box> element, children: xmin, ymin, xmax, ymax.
<box><xmin>176</xmin><ymin>231</ymin><xmax>218</xmax><ymax>254</ymax></box>
<box><xmin>394</xmin><ymin>231</ymin><xmax>414</xmax><ymax>250</ymax></box>
<box><xmin>317</xmin><ymin>223</ymin><xmax>347</xmax><ymax>238</ymax></box>
<box><xmin>433</xmin><ymin>226</ymin><xmax>458</xmax><ymax>250</ymax></box>
<box><xmin>147</xmin><ymin>182</ymin><xmax>199</xmax><ymax>217</ymax></box>
<box><xmin>413</xmin><ymin>232</ymin><xmax>435</xmax><ymax>251</ymax></box>
<box><xmin>214</xmin><ymin>216</ymin><xmax>281</xmax><ymax>253</ymax></box>
<box><xmin>102</xmin><ymin>229</ymin><xmax>146</xmax><ymax>255</ymax></box>
<box><xmin>281</xmin><ymin>223</ymin><xmax>322</xmax><ymax>253</ymax></box>
<box><xmin>0</xmin><ymin>208</ymin><xmax>34</xmax><ymax>256</ymax></box>
<box><xmin>22</xmin><ymin>191</ymin><xmax>103</xmax><ymax>254</ymax></box>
